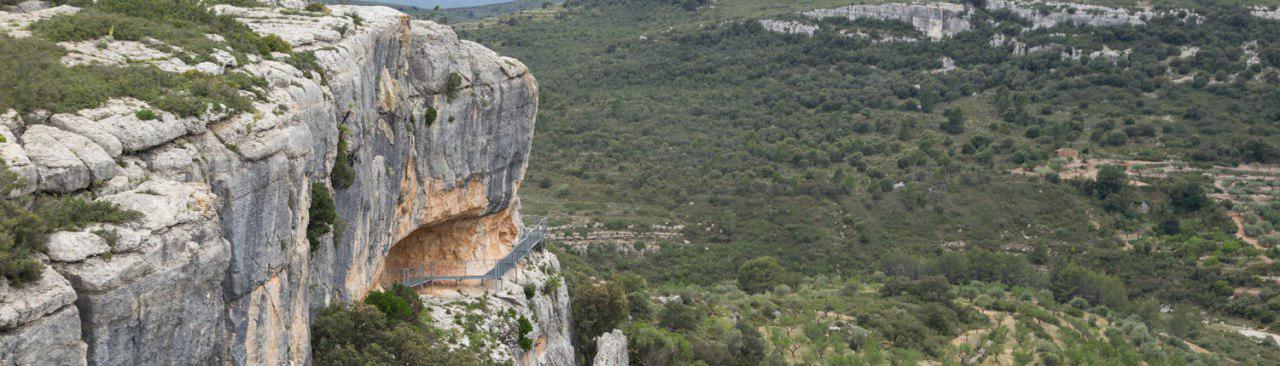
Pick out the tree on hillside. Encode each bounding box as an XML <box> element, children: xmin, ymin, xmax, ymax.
<box><xmin>624</xmin><ymin>322</ymin><xmax>692</xmax><ymax>366</ymax></box>
<box><xmin>1094</xmin><ymin>165</ymin><xmax>1127</xmax><ymax>199</ymax></box>
<box><xmin>1161</xmin><ymin>174</ymin><xmax>1210</xmax><ymax>212</ymax></box>
<box><xmin>571</xmin><ymin>278</ymin><xmax>628</xmax><ymax>358</ymax></box>
<box><xmin>940</xmin><ymin>107</ymin><xmax>966</xmax><ymax>134</ymax></box>
<box><xmin>737</xmin><ymin>256</ymin><xmax>797</xmax><ymax>294</ymax></box>
<box><xmin>1049</xmin><ymin>262</ymin><xmax>1129</xmax><ymax>310</ymax></box>
<box><xmin>657</xmin><ymin>300</ymin><xmax>703</xmax><ymax>332</ymax></box>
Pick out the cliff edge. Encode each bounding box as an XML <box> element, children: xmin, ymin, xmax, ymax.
<box><xmin>0</xmin><ymin>2</ymin><xmax>567</xmax><ymax>365</ymax></box>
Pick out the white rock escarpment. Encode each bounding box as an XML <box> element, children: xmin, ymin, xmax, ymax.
<box><xmin>986</xmin><ymin>0</ymin><xmax>1155</xmax><ymax>28</ymax></box>
<box><xmin>1255</xmin><ymin>6</ymin><xmax>1280</xmax><ymax>21</ymax></box>
<box><xmin>0</xmin><ymin>3</ymin><xmax>558</xmax><ymax>365</ymax></box>
<box><xmin>766</xmin><ymin>1</ymin><xmax>1196</xmax><ymax>48</ymax></box>
<box><xmin>803</xmin><ymin>2</ymin><xmax>971</xmax><ymax>40</ymax></box>
<box><xmin>757</xmin><ymin>19</ymin><xmax>818</xmax><ymax>37</ymax></box>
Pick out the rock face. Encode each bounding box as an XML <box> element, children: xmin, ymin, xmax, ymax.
<box><xmin>421</xmin><ymin>251</ymin><xmax>574</xmax><ymax>366</ymax></box>
<box><xmin>1255</xmin><ymin>6</ymin><xmax>1280</xmax><ymax>21</ymax></box>
<box><xmin>768</xmin><ymin>1</ymin><xmax>1195</xmax><ymax>47</ymax></box>
<box><xmin>0</xmin><ymin>263</ymin><xmax>85</xmax><ymax>366</ymax></box>
<box><xmin>0</xmin><ymin>3</ymin><xmax>557</xmax><ymax>365</ymax></box>
<box><xmin>803</xmin><ymin>2</ymin><xmax>971</xmax><ymax>40</ymax></box>
<box><xmin>986</xmin><ymin>0</ymin><xmax>1155</xmax><ymax>29</ymax></box>
<box><xmin>757</xmin><ymin>19</ymin><xmax>818</xmax><ymax>37</ymax></box>
<box><xmin>592</xmin><ymin>329</ymin><xmax>629</xmax><ymax>366</ymax></box>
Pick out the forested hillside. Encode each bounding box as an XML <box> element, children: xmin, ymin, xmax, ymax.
<box><xmin>463</xmin><ymin>0</ymin><xmax>1280</xmax><ymax>363</ymax></box>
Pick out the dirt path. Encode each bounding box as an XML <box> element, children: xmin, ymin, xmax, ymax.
<box><xmin>1228</xmin><ymin>211</ymin><xmax>1263</xmax><ymax>248</ymax></box>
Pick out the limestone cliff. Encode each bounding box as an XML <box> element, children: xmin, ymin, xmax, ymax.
<box><xmin>0</xmin><ymin>3</ymin><xmax>567</xmax><ymax>365</ymax></box>
<box><xmin>770</xmin><ymin>1</ymin><xmax>1195</xmax><ymax>45</ymax></box>
<box><xmin>803</xmin><ymin>2</ymin><xmax>971</xmax><ymax>40</ymax></box>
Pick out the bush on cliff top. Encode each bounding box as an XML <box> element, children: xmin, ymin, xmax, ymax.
<box><xmin>0</xmin><ymin>163</ymin><xmax>142</xmax><ymax>286</ymax></box>
<box><xmin>3</xmin><ymin>0</ymin><xmax>307</xmax><ymax>116</ymax></box>
<box><xmin>40</xmin><ymin>0</ymin><xmax>287</xmax><ymax>60</ymax></box>
<box><xmin>0</xmin><ymin>35</ymin><xmax>259</xmax><ymax>116</ymax></box>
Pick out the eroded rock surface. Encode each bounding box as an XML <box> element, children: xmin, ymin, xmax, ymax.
<box><xmin>758</xmin><ymin>19</ymin><xmax>818</xmax><ymax>37</ymax></box>
<box><xmin>422</xmin><ymin>250</ymin><xmax>574</xmax><ymax>366</ymax></box>
<box><xmin>987</xmin><ymin>0</ymin><xmax>1156</xmax><ymax>28</ymax></box>
<box><xmin>804</xmin><ymin>2</ymin><xmax>971</xmax><ymax>40</ymax></box>
<box><xmin>593</xmin><ymin>329</ymin><xmax>630</xmax><ymax>366</ymax></box>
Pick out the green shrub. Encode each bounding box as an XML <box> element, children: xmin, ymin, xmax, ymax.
<box><xmin>330</xmin><ymin>131</ymin><xmax>356</xmax><ymax>189</ymax></box>
<box><xmin>0</xmin><ymin>163</ymin><xmax>141</xmax><ymax>286</ymax></box>
<box><xmin>304</xmin><ymin>3</ymin><xmax>330</xmax><ymax>13</ymax></box>
<box><xmin>260</xmin><ymin>34</ymin><xmax>292</xmax><ymax>54</ymax></box>
<box><xmin>517</xmin><ymin>315</ymin><xmax>534</xmax><ymax>351</ymax></box>
<box><xmin>1051</xmin><ymin>263</ymin><xmax>1128</xmax><ymax>310</ymax></box>
<box><xmin>0</xmin><ymin>35</ymin><xmax>258</xmax><ymax>116</ymax></box>
<box><xmin>445</xmin><ymin>72</ymin><xmax>463</xmax><ymax>99</ymax></box>
<box><xmin>571</xmin><ymin>278</ymin><xmax>628</xmax><ymax>357</ymax></box>
<box><xmin>424</xmin><ymin>107</ymin><xmax>438</xmax><ymax>126</ymax></box>
<box><xmin>135</xmin><ymin>109</ymin><xmax>158</xmax><ymax>120</ymax></box>
<box><xmin>365</xmin><ymin>290</ymin><xmax>415</xmax><ymax>322</ymax></box>
<box><xmin>736</xmin><ymin>256</ymin><xmax>797</xmax><ymax>294</ymax></box>
<box><xmin>349</xmin><ymin>12</ymin><xmax>364</xmax><ymax>28</ymax></box>
<box><xmin>1161</xmin><ymin>173</ymin><xmax>1210</xmax><ymax>212</ymax></box>
<box><xmin>657</xmin><ymin>300</ymin><xmax>702</xmax><ymax>332</ymax></box>
<box><xmin>306</xmin><ymin>183</ymin><xmax>337</xmax><ymax>252</ymax></box>
<box><xmin>624</xmin><ymin>322</ymin><xmax>692</xmax><ymax>366</ymax></box>
<box><xmin>286</xmin><ymin>50</ymin><xmax>325</xmax><ymax>83</ymax></box>
<box><xmin>543</xmin><ymin>276</ymin><xmax>560</xmax><ymax>295</ymax></box>
<box><xmin>389</xmin><ymin>283</ymin><xmax>424</xmax><ymax>318</ymax></box>
<box><xmin>312</xmin><ymin>303</ymin><xmax>487</xmax><ymax>365</ymax></box>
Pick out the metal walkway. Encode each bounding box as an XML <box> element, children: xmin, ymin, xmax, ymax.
<box><xmin>389</xmin><ymin>216</ymin><xmax>548</xmax><ymax>288</ymax></box>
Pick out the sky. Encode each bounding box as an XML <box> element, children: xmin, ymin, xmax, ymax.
<box><xmin>367</xmin><ymin>0</ymin><xmax>513</xmax><ymax>9</ymax></box>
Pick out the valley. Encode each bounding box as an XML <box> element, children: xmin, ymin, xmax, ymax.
<box><xmin>2</xmin><ymin>0</ymin><xmax>1280</xmax><ymax>364</ymax></box>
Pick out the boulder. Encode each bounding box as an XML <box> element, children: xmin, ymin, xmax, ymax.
<box><xmin>21</xmin><ymin>125</ymin><xmax>115</xmax><ymax>192</ymax></box>
<box><xmin>45</xmin><ymin>232</ymin><xmax>110</xmax><ymax>263</ymax></box>
<box><xmin>593</xmin><ymin>329</ymin><xmax>629</xmax><ymax>366</ymax></box>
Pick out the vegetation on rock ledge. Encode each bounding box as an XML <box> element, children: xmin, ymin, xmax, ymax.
<box><xmin>0</xmin><ymin>163</ymin><xmax>141</xmax><ymax>286</ymax></box>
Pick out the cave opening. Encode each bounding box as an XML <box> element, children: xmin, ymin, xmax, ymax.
<box><xmin>378</xmin><ymin>209</ymin><xmax>520</xmax><ymax>290</ymax></box>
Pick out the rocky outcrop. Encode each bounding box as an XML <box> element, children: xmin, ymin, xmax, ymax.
<box><xmin>0</xmin><ymin>2</ymin><xmax>553</xmax><ymax>365</ymax></box>
<box><xmin>0</xmin><ymin>263</ymin><xmax>85</xmax><ymax>366</ymax></box>
<box><xmin>767</xmin><ymin>1</ymin><xmax>1195</xmax><ymax>47</ymax></box>
<box><xmin>986</xmin><ymin>0</ymin><xmax>1156</xmax><ymax>28</ymax></box>
<box><xmin>803</xmin><ymin>3</ymin><xmax>971</xmax><ymax>40</ymax></box>
<box><xmin>0</xmin><ymin>4</ymin><xmax>76</xmax><ymax>38</ymax></box>
<box><xmin>1255</xmin><ymin>6</ymin><xmax>1280</xmax><ymax>21</ymax></box>
<box><xmin>592</xmin><ymin>329</ymin><xmax>629</xmax><ymax>366</ymax></box>
<box><xmin>757</xmin><ymin>19</ymin><xmax>818</xmax><ymax>37</ymax></box>
<box><xmin>421</xmin><ymin>251</ymin><xmax>573</xmax><ymax>366</ymax></box>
